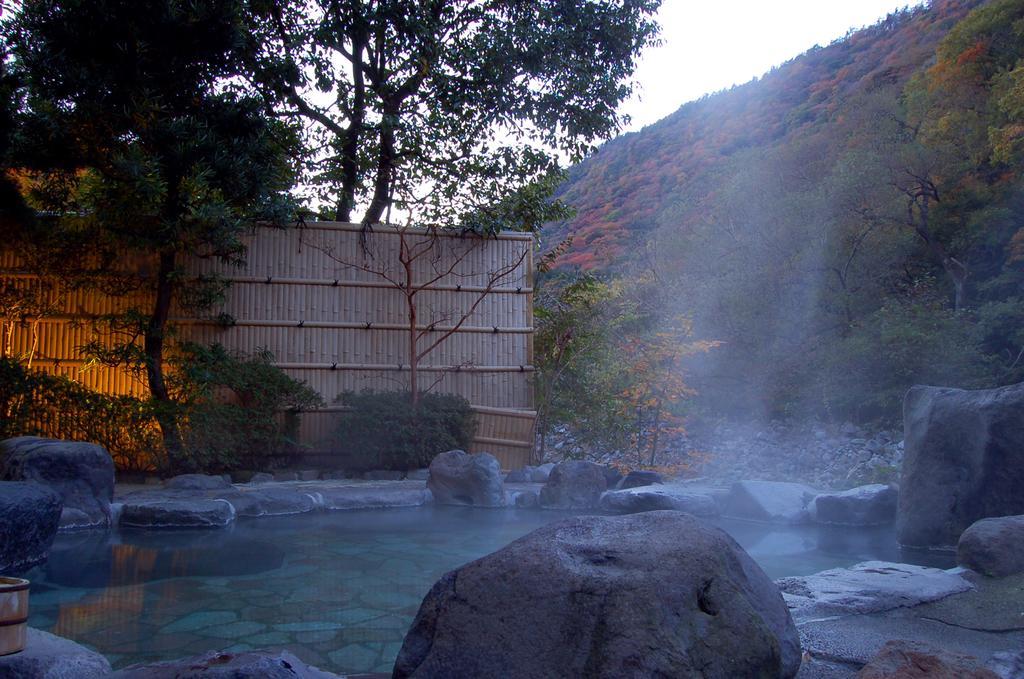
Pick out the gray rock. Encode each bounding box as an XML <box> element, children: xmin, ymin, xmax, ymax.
<box><xmin>812</xmin><ymin>484</ymin><xmax>898</xmax><ymax>526</ymax></box>
<box><xmin>0</xmin><ymin>481</ymin><xmax>62</xmax><ymax>574</ymax></box>
<box><xmin>988</xmin><ymin>650</ymin><xmax>1024</xmax><ymax>679</ymax></box>
<box><xmin>857</xmin><ymin>640</ymin><xmax>999</xmax><ymax>678</ymax></box>
<box><xmin>0</xmin><ymin>436</ymin><xmax>114</xmax><ymax>530</ymax></box>
<box><xmin>958</xmin><ymin>515</ymin><xmax>1024</xmax><ymax>578</ymax></box>
<box><xmin>274</xmin><ymin>471</ymin><xmax>299</xmax><ymax>481</ymax></box>
<box><xmin>601</xmin><ymin>465</ymin><xmax>624</xmax><ymax>489</ymax></box>
<box><xmin>394</xmin><ymin>511</ymin><xmax>800</xmax><ymax>678</ymax></box>
<box><xmin>363</xmin><ymin>469</ymin><xmax>403</xmax><ymax>481</ymax></box>
<box><xmin>599</xmin><ymin>484</ymin><xmax>718</xmax><ymax>516</ymax></box>
<box><xmin>319</xmin><ymin>485</ymin><xmax>432</xmax><ymax>510</ymax></box>
<box><xmin>724</xmin><ymin>480</ymin><xmax>819</xmax><ymax>524</ymax></box>
<box><xmin>900</xmin><ymin>383</ymin><xmax>1024</xmax><ymax>548</ymax></box>
<box><xmin>617</xmin><ymin>469</ymin><xmax>663</xmax><ymax>489</ymax></box>
<box><xmin>529</xmin><ymin>462</ymin><xmax>556</xmax><ymax>483</ymax></box>
<box><xmin>776</xmin><ymin>561</ymin><xmax>972</xmax><ymax>620</ymax></box>
<box><xmin>512</xmin><ymin>489</ymin><xmax>539</xmax><ymax>508</ymax></box>
<box><xmin>538</xmin><ymin>460</ymin><xmax>607</xmax><ymax>509</ymax></box>
<box><xmin>164</xmin><ymin>473</ymin><xmax>232</xmax><ymax>491</ymax></box>
<box><xmin>119</xmin><ymin>497</ymin><xmax>235</xmax><ymax>529</ymax></box>
<box><xmin>298</xmin><ymin>469</ymin><xmax>320</xmax><ymax>481</ymax></box>
<box><xmin>226</xmin><ymin>487</ymin><xmax>320</xmax><ymax>517</ymax></box>
<box><xmin>504</xmin><ymin>466</ymin><xmax>533</xmax><ymax>483</ymax></box>
<box><xmin>0</xmin><ymin>627</ymin><xmax>110</xmax><ymax>678</ymax></box>
<box><xmin>427</xmin><ymin>450</ymin><xmax>505</xmax><ymax>507</ymax></box>
<box><xmin>111</xmin><ymin>649</ymin><xmax>339</xmax><ymax>678</ymax></box>
<box><xmin>406</xmin><ymin>468</ymin><xmax>430</xmax><ymax>481</ymax></box>
<box><xmin>249</xmin><ymin>472</ymin><xmax>275</xmax><ymax>484</ymax></box>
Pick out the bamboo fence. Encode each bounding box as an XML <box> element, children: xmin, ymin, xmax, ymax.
<box><xmin>0</xmin><ymin>223</ymin><xmax>537</xmax><ymax>469</ymax></box>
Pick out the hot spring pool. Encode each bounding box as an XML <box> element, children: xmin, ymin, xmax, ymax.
<box><xmin>24</xmin><ymin>507</ymin><xmax>952</xmax><ymax>674</ymax></box>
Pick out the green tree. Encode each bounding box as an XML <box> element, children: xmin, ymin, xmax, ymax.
<box><xmin>248</xmin><ymin>0</ymin><xmax>660</xmax><ymax>229</ymax></box>
<box><xmin>3</xmin><ymin>0</ymin><xmax>298</xmax><ymax>464</ymax></box>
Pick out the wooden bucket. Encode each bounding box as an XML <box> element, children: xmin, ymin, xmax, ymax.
<box><xmin>0</xmin><ymin>577</ymin><xmax>29</xmax><ymax>656</ymax></box>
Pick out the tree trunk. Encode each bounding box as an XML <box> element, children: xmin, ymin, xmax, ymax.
<box><xmin>145</xmin><ymin>250</ymin><xmax>183</xmax><ymax>468</ymax></box>
<box><xmin>362</xmin><ymin>103</ymin><xmax>396</xmax><ymax>226</ymax></box>
<box><xmin>336</xmin><ymin>31</ymin><xmax>366</xmax><ymax>222</ymax></box>
<box><xmin>648</xmin><ymin>402</ymin><xmax>662</xmax><ymax>467</ymax></box>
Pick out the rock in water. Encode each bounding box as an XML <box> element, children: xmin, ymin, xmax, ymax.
<box><xmin>957</xmin><ymin>515</ymin><xmax>1024</xmax><ymax>578</ymax></box>
<box><xmin>426</xmin><ymin>450</ymin><xmax>505</xmax><ymax>507</ymax></box>
<box><xmin>0</xmin><ymin>627</ymin><xmax>111</xmax><ymax>678</ymax></box>
<box><xmin>538</xmin><ymin>460</ymin><xmax>607</xmax><ymax>509</ymax></box>
<box><xmin>0</xmin><ymin>481</ymin><xmax>62</xmax><ymax>574</ymax></box>
<box><xmin>812</xmin><ymin>484</ymin><xmax>898</xmax><ymax>525</ymax></box>
<box><xmin>119</xmin><ymin>498</ymin><xmax>236</xmax><ymax>529</ymax></box>
<box><xmin>394</xmin><ymin>511</ymin><xmax>801</xmax><ymax>678</ymax></box>
<box><xmin>900</xmin><ymin>383</ymin><xmax>1024</xmax><ymax>548</ymax></box>
<box><xmin>599</xmin><ymin>484</ymin><xmax>719</xmax><ymax>516</ymax></box>
<box><xmin>857</xmin><ymin>640</ymin><xmax>999</xmax><ymax>678</ymax></box>
<box><xmin>0</xmin><ymin>436</ymin><xmax>115</xmax><ymax>530</ymax></box>
<box><xmin>111</xmin><ymin>649</ymin><xmax>339</xmax><ymax>678</ymax></box>
<box><xmin>723</xmin><ymin>480</ymin><xmax>818</xmax><ymax>524</ymax></box>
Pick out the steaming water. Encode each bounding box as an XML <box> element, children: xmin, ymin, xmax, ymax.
<box><xmin>25</xmin><ymin>508</ymin><xmax>952</xmax><ymax>674</ymax></box>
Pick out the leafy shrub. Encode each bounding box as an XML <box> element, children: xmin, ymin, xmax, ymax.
<box><xmin>171</xmin><ymin>344</ymin><xmax>323</xmax><ymax>472</ymax></box>
<box><xmin>0</xmin><ymin>357</ymin><xmax>162</xmax><ymax>471</ymax></box>
<box><xmin>334</xmin><ymin>391</ymin><xmax>476</xmax><ymax>471</ymax></box>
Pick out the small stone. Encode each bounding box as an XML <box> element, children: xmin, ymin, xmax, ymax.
<box><xmin>957</xmin><ymin>515</ymin><xmax>1024</xmax><ymax>578</ymax></box>
<box><xmin>249</xmin><ymin>472</ymin><xmax>275</xmax><ymax>484</ymax></box>
<box><xmin>164</xmin><ymin>474</ymin><xmax>232</xmax><ymax>491</ymax></box>
<box><xmin>618</xmin><ymin>469</ymin><xmax>664</xmax><ymax>489</ymax></box>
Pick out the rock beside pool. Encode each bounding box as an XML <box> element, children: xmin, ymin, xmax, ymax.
<box><xmin>776</xmin><ymin>561</ymin><xmax>972</xmax><ymax>620</ymax></box>
<box><xmin>226</xmin><ymin>486</ymin><xmax>321</xmax><ymax>517</ymax></box>
<box><xmin>0</xmin><ymin>436</ymin><xmax>115</xmax><ymax>530</ymax></box>
<box><xmin>723</xmin><ymin>480</ymin><xmax>818</xmax><ymax>524</ymax></box>
<box><xmin>812</xmin><ymin>484</ymin><xmax>898</xmax><ymax>526</ymax></box>
<box><xmin>538</xmin><ymin>460</ymin><xmax>607</xmax><ymax>509</ymax></box>
<box><xmin>111</xmin><ymin>649</ymin><xmax>340</xmax><ymax>678</ymax></box>
<box><xmin>988</xmin><ymin>651</ymin><xmax>1024</xmax><ymax>679</ymax></box>
<box><xmin>504</xmin><ymin>466</ymin><xmax>533</xmax><ymax>483</ymax></box>
<box><xmin>427</xmin><ymin>450</ymin><xmax>505</xmax><ymax>507</ymax></box>
<box><xmin>319</xmin><ymin>484</ymin><xmax>432</xmax><ymax>510</ymax></box>
<box><xmin>618</xmin><ymin>469</ymin><xmax>663</xmax><ymax>489</ymax></box>
<box><xmin>394</xmin><ymin>511</ymin><xmax>801</xmax><ymax>678</ymax></box>
<box><xmin>0</xmin><ymin>481</ymin><xmax>62</xmax><ymax>574</ymax></box>
<box><xmin>249</xmin><ymin>472</ymin><xmax>275</xmax><ymax>484</ymax></box>
<box><xmin>900</xmin><ymin>382</ymin><xmax>1024</xmax><ymax>548</ymax></box>
<box><xmin>164</xmin><ymin>473</ymin><xmax>233</xmax><ymax>490</ymax></box>
<box><xmin>530</xmin><ymin>462</ymin><xmax>555</xmax><ymax>483</ymax></box>
<box><xmin>0</xmin><ymin>627</ymin><xmax>111</xmax><ymax>678</ymax></box>
<box><xmin>406</xmin><ymin>468</ymin><xmax>430</xmax><ymax>481</ymax></box>
<box><xmin>957</xmin><ymin>515</ymin><xmax>1024</xmax><ymax>578</ymax></box>
<box><xmin>857</xmin><ymin>640</ymin><xmax>999</xmax><ymax>679</ymax></box>
<box><xmin>599</xmin><ymin>484</ymin><xmax>718</xmax><ymax>516</ymax></box>
<box><xmin>119</xmin><ymin>497</ymin><xmax>236</xmax><ymax>529</ymax></box>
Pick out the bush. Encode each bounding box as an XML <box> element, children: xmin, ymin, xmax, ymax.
<box><xmin>0</xmin><ymin>357</ymin><xmax>162</xmax><ymax>471</ymax></box>
<box><xmin>334</xmin><ymin>391</ymin><xmax>477</xmax><ymax>471</ymax></box>
<box><xmin>171</xmin><ymin>344</ymin><xmax>323</xmax><ymax>472</ymax></box>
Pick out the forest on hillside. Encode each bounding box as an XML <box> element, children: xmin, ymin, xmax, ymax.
<box><xmin>537</xmin><ymin>0</ymin><xmax>1024</xmax><ymax>453</ymax></box>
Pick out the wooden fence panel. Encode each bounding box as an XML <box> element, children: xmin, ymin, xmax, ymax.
<box><xmin>2</xmin><ymin>223</ymin><xmax>536</xmax><ymax>468</ymax></box>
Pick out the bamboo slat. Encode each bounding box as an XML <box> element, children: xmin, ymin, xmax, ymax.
<box><xmin>2</xmin><ymin>223</ymin><xmax>536</xmax><ymax>468</ymax></box>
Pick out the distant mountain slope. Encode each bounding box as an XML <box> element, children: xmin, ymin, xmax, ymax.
<box><xmin>547</xmin><ymin>0</ymin><xmax>983</xmax><ymax>269</ymax></box>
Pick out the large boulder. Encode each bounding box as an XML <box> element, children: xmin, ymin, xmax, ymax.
<box><xmin>0</xmin><ymin>481</ymin><xmax>62</xmax><ymax>574</ymax></box>
<box><xmin>857</xmin><ymin>640</ymin><xmax>999</xmax><ymax>679</ymax></box>
<box><xmin>111</xmin><ymin>649</ymin><xmax>339</xmax><ymax>678</ymax></box>
<box><xmin>119</xmin><ymin>497</ymin><xmax>236</xmax><ymax>529</ymax></box>
<box><xmin>899</xmin><ymin>383</ymin><xmax>1024</xmax><ymax>548</ymax></box>
<box><xmin>0</xmin><ymin>437</ymin><xmax>115</xmax><ymax>530</ymax></box>
<box><xmin>957</xmin><ymin>515</ymin><xmax>1024</xmax><ymax>578</ymax></box>
<box><xmin>812</xmin><ymin>484</ymin><xmax>898</xmax><ymax>526</ymax></box>
<box><xmin>538</xmin><ymin>460</ymin><xmax>607</xmax><ymax>509</ymax></box>
<box><xmin>599</xmin><ymin>484</ymin><xmax>718</xmax><ymax>517</ymax></box>
<box><xmin>776</xmin><ymin>561</ymin><xmax>972</xmax><ymax>620</ymax></box>
<box><xmin>0</xmin><ymin>627</ymin><xmax>111</xmax><ymax>678</ymax></box>
<box><xmin>426</xmin><ymin>450</ymin><xmax>505</xmax><ymax>507</ymax></box>
<box><xmin>164</xmin><ymin>473</ymin><xmax>232</xmax><ymax>490</ymax></box>
<box><xmin>394</xmin><ymin>511</ymin><xmax>801</xmax><ymax>678</ymax></box>
<box><xmin>723</xmin><ymin>480</ymin><xmax>818</xmax><ymax>524</ymax></box>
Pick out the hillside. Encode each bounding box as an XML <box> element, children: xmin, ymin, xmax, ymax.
<box><xmin>547</xmin><ymin>0</ymin><xmax>983</xmax><ymax>269</ymax></box>
<box><xmin>536</xmin><ymin>0</ymin><xmax>1024</xmax><ymax>428</ymax></box>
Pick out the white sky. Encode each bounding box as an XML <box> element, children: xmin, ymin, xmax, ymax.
<box><xmin>619</xmin><ymin>0</ymin><xmax>927</xmax><ymax>131</ymax></box>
